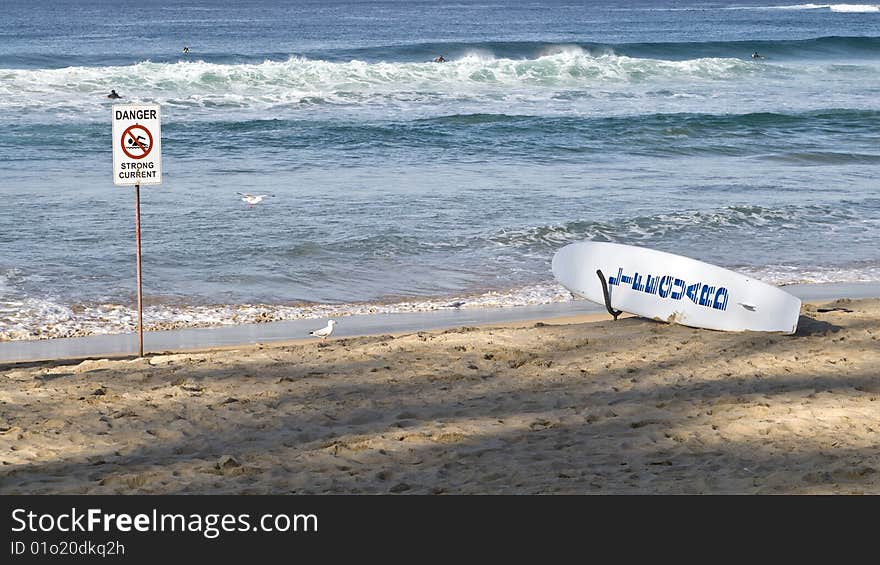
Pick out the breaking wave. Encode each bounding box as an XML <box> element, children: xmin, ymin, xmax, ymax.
<box><xmin>751</xmin><ymin>4</ymin><xmax>880</xmax><ymax>12</ymax></box>
<box><xmin>0</xmin><ymin>49</ymin><xmax>759</xmax><ymax>112</ymax></box>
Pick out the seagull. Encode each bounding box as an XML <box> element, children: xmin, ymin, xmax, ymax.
<box><xmin>237</xmin><ymin>192</ymin><xmax>274</xmax><ymax>208</ymax></box>
<box><xmin>309</xmin><ymin>320</ymin><xmax>336</xmax><ymax>340</ymax></box>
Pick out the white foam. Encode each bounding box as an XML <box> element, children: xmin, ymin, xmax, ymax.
<box><xmin>745</xmin><ymin>3</ymin><xmax>880</xmax><ymax>10</ymax></box>
<box><xmin>0</xmin><ymin>52</ymin><xmax>761</xmax><ymax>120</ymax></box>
<box><xmin>765</xmin><ymin>3</ymin><xmax>830</xmax><ymax>9</ymax></box>
<box><xmin>0</xmin><ymin>283</ymin><xmax>574</xmax><ymax>342</ymax></box>
<box><xmin>830</xmin><ymin>4</ymin><xmax>880</xmax><ymax>11</ymax></box>
<box><xmin>738</xmin><ymin>264</ymin><xmax>880</xmax><ymax>285</ymax></box>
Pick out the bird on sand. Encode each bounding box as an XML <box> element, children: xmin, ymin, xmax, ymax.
<box><xmin>237</xmin><ymin>192</ymin><xmax>274</xmax><ymax>208</ymax></box>
<box><xmin>309</xmin><ymin>320</ymin><xmax>336</xmax><ymax>340</ymax></box>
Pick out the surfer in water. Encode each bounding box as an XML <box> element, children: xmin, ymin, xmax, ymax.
<box><xmin>433</xmin><ymin>55</ymin><xmax>447</xmax><ymax>63</ymax></box>
<box><xmin>107</xmin><ymin>89</ymin><xmax>121</xmax><ymax>99</ymax></box>
<box><xmin>751</xmin><ymin>51</ymin><xmax>765</xmax><ymax>59</ymax></box>
<box><xmin>183</xmin><ymin>46</ymin><xmax>190</xmax><ymax>54</ymax></box>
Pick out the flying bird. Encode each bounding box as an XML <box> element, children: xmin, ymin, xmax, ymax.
<box><xmin>237</xmin><ymin>192</ymin><xmax>274</xmax><ymax>208</ymax></box>
<box><xmin>309</xmin><ymin>320</ymin><xmax>336</xmax><ymax>340</ymax></box>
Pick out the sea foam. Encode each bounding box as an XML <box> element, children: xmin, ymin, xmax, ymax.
<box><xmin>0</xmin><ymin>51</ymin><xmax>758</xmax><ymax>117</ymax></box>
<box><xmin>748</xmin><ymin>3</ymin><xmax>879</xmax><ymax>11</ymax></box>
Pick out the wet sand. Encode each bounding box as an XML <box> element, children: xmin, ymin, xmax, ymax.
<box><xmin>1</xmin><ymin>297</ymin><xmax>878</xmax><ymax>494</ymax></box>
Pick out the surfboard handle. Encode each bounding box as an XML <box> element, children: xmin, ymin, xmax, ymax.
<box><xmin>596</xmin><ymin>269</ymin><xmax>623</xmax><ymax>321</ymax></box>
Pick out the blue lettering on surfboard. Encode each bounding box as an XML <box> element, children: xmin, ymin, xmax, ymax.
<box><xmin>607</xmin><ymin>267</ymin><xmax>730</xmax><ymax>311</ymax></box>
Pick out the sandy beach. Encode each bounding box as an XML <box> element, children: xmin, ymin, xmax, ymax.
<box><xmin>1</xmin><ymin>297</ymin><xmax>878</xmax><ymax>495</ymax></box>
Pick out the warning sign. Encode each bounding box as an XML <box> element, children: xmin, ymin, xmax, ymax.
<box><xmin>112</xmin><ymin>104</ymin><xmax>162</xmax><ymax>185</ymax></box>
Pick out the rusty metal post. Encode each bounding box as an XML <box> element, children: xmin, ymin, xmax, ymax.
<box><xmin>135</xmin><ymin>183</ymin><xmax>144</xmax><ymax>357</ymax></box>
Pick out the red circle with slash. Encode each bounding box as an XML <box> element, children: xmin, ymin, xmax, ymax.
<box><xmin>121</xmin><ymin>124</ymin><xmax>154</xmax><ymax>160</ymax></box>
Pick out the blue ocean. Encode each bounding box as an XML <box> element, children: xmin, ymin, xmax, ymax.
<box><xmin>1</xmin><ymin>0</ymin><xmax>879</xmax><ymax>340</ymax></box>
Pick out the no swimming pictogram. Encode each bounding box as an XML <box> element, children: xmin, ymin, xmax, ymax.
<box><xmin>121</xmin><ymin>124</ymin><xmax>153</xmax><ymax>159</ymax></box>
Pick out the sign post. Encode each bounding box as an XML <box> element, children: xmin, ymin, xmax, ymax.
<box><xmin>112</xmin><ymin>104</ymin><xmax>162</xmax><ymax>357</ymax></box>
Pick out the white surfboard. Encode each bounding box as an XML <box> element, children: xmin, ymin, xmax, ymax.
<box><xmin>552</xmin><ymin>241</ymin><xmax>801</xmax><ymax>334</ymax></box>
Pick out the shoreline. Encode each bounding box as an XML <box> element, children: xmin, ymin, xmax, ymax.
<box><xmin>0</xmin><ymin>301</ymin><xmax>607</xmax><ymax>366</ymax></box>
<box><xmin>1</xmin><ymin>295</ymin><xmax>877</xmax><ymax>494</ymax></box>
<box><xmin>1</xmin><ymin>281</ymin><xmax>879</xmax><ymax>365</ymax></box>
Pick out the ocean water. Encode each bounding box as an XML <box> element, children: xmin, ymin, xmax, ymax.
<box><xmin>1</xmin><ymin>0</ymin><xmax>879</xmax><ymax>340</ymax></box>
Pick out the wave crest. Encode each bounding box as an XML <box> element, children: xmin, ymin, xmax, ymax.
<box><xmin>733</xmin><ymin>3</ymin><xmax>879</xmax><ymax>12</ymax></box>
<box><xmin>0</xmin><ymin>51</ymin><xmax>758</xmax><ymax>113</ymax></box>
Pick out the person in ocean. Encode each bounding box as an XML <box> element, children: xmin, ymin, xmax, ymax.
<box><xmin>433</xmin><ymin>55</ymin><xmax>446</xmax><ymax>63</ymax></box>
<box><xmin>107</xmin><ymin>89</ymin><xmax>121</xmax><ymax>99</ymax></box>
<box><xmin>183</xmin><ymin>46</ymin><xmax>190</xmax><ymax>54</ymax></box>
<box><xmin>751</xmin><ymin>51</ymin><xmax>764</xmax><ymax>59</ymax></box>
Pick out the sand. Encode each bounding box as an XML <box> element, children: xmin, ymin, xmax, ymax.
<box><xmin>1</xmin><ymin>297</ymin><xmax>878</xmax><ymax>494</ymax></box>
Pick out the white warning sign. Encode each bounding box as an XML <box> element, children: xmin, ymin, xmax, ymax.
<box><xmin>112</xmin><ymin>104</ymin><xmax>162</xmax><ymax>185</ymax></box>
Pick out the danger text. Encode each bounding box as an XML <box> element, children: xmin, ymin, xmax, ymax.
<box><xmin>115</xmin><ymin>109</ymin><xmax>157</xmax><ymax>121</ymax></box>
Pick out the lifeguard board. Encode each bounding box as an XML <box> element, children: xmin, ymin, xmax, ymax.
<box><xmin>552</xmin><ymin>241</ymin><xmax>801</xmax><ymax>334</ymax></box>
